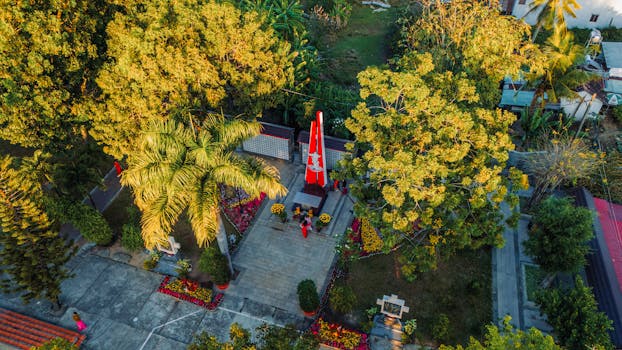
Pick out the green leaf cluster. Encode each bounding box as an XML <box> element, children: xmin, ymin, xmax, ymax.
<box><xmin>31</xmin><ymin>338</ymin><xmax>78</xmax><ymax>350</ymax></box>
<box><xmin>439</xmin><ymin>316</ymin><xmax>561</xmax><ymax>350</ymax></box>
<box><xmin>523</xmin><ymin>197</ymin><xmax>593</xmax><ymax>273</ymax></box>
<box><xmin>536</xmin><ymin>276</ymin><xmax>613</xmax><ymax>350</ymax></box>
<box><xmin>199</xmin><ymin>245</ymin><xmax>231</xmax><ymax>286</ymax></box>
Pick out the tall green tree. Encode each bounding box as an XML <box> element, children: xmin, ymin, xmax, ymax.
<box><xmin>536</xmin><ymin>276</ymin><xmax>613</xmax><ymax>350</ymax></box>
<box><xmin>338</xmin><ymin>57</ymin><xmax>518</xmax><ymax>278</ymax></box>
<box><xmin>0</xmin><ymin>155</ymin><xmax>75</xmax><ymax>309</ymax></box>
<box><xmin>0</xmin><ymin>0</ymin><xmax>112</xmax><ymax>151</ymax></box>
<box><xmin>91</xmin><ymin>0</ymin><xmax>295</xmax><ymax>159</ymax></box>
<box><xmin>439</xmin><ymin>316</ymin><xmax>561</xmax><ymax>350</ymax></box>
<box><xmin>523</xmin><ymin>0</ymin><xmax>580</xmax><ymax>41</ymax></box>
<box><xmin>121</xmin><ymin>116</ymin><xmax>287</xmax><ymax>249</ymax></box>
<box><xmin>523</xmin><ymin>197</ymin><xmax>593</xmax><ymax>273</ymax></box>
<box><xmin>398</xmin><ymin>0</ymin><xmax>543</xmax><ymax>108</ymax></box>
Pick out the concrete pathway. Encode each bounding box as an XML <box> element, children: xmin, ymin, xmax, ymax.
<box><xmin>492</xmin><ymin>200</ymin><xmax>552</xmax><ymax>332</ymax></box>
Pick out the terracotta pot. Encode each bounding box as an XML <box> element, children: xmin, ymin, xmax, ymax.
<box><xmin>303</xmin><ymin>310</ymin><xmax>316</xmax><ymax>317</ymax></box>
<box><xmin>216</xmin><ymin>282</ymin><xmax>230</xmax><ymax>290</ymax></box>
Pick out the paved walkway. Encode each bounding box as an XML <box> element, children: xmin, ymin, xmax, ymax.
<box><xmin>492</xmin><ymin>200</ymin><xmax>551</xmax><ymax>333</ymax></box>
<box><xmin>225</xmin><ymin>160</ymin><xmax>354</xmax><ymax>327</ymax></box>
<box><xmin>0</xmin><ymin>157</ymin><xmax>354</xmax><ymax>349</ymax></box>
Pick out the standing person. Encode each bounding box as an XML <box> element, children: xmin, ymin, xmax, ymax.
<box><xmin>341</xmin><ymin>179</ymin><xmax>348</xmax><ymax>195</ymax></box>
<box><xmin>73</xmin><ymin>312</ymin><xmax>87</xmax><ymax>332</ymax></box>
<box><xmin>300</xmin><ymin>221</ymin><xmax>308</xmax><ymax>238</ymax></box>
<box><xmin>305</xmin><ymin>216</ymin><xmax>314</xmax><ymax>232</ymax></box>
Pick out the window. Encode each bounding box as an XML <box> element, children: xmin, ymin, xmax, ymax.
<box><xmin>590</xmin><ymin>14</ymin><xmax>599</xmax><ymax>22</ymax></box>
<box><xmin>518</xmin><ymin>0</ymin><xmax>526</xmax><ymax>4</ymax></box>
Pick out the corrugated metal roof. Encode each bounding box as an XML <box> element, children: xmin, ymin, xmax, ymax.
<box><xmin>605</xmin><ymin>78</ymin><xmax>622</xmax><ymax>94</ymax></box>
<box><xmin>499</xmin><ymin>89</ymin><xmax>536</xmax><ymax>107</ymax></box>
<box><xmin>602</xmin><ymin>42</ymin><xmax>622</xmax><ymax>69</ymax></box>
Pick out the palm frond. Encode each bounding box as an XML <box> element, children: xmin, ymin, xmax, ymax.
<box><xmin>187</xmin><ymin>182</ymin><xmax>220</xmax><ymax>247</ymax></box>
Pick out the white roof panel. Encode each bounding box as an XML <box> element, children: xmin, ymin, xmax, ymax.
<box><xmin>602</xmin><ymin>42</ymin><xmax>622</xmax><ymax>69</ymax></box>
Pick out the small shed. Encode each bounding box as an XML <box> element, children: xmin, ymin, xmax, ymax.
<box><xmin>297</xmin><ymin>131</ymin><xmax>350</xmax><ymax>170</ymax></box>
<box><xmin>242</xmin><ymin>122</ymin><xmax>294</xmax><ymax>161</ymax></box>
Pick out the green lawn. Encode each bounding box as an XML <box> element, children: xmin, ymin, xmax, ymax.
<box><xmin>342</xmin><ymin>247</ymin><xmax>492</xmax><ymax>346</ymax></box>
<box><xmin>320</xmin><ymin>5</ymin><xmax>399</xmax><ymax>85</ymax></box>
<box><xmin>524</xmin><ymin>264</ymin><xmax>546</xmax><ymax>302</ymax></box>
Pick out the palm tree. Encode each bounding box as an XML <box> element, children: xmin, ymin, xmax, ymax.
<box><xmin>523</xmin><ymin>0</ymin><xmax>580</xmax><ymax>41</ymax></box>
<box><xmin>528</xmin><ymin>27</ymin><xmax>594</xmax><ymax>106</ymax></box>
<box><xmin>121</xmin><ymin>115</ymin><xmax>287</xmax><ymax>249</ymax></box>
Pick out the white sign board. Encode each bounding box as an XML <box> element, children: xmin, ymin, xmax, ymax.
<box><xmin>376</xmin><ymin>294</ymin><xmax>409</xmax><ymax>319</ymax></box>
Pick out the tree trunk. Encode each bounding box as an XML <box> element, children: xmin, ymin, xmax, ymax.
<box><xmin>216</xmin><ymin>213</ymin><xmax>235</xmax><ymax>276</ymax></box>
<box><xmin>51</xmin><ymin>296</ymin><xmax>62</xmax><ymax>311</ymax></box>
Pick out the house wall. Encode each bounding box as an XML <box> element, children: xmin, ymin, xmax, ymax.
<box><xmin>560</xmin><ymin>90</ymin><xmax>604</xmax><ymax>121</ymax></box>
<box><xmin>511</xmin><ymin>0</ymin><xmax>622</xmax><ymax>29</ymax></box>
<box><xmin>243</xmin><ymin>134</ymin><xmax>292</xmax><ymax>161</ymax></box>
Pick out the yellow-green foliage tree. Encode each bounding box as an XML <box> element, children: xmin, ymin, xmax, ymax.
<box><xmin>439</xmin><ymin>316</ymin><xmax>561</xmax><ymax>350</ymax></box>
<box><xmin>398</xmin><ymin>0</ymin><xmax>543</xmax><ymax>108</ymax></box>
<box><xmin>0</xmin><ymin>155</ymin><xmax>75</xmax><ymax>309</ymax></box>
<box><xmin>0</xmin><ymin>0</ymin><xmax>111</xmax><ymax>151</ymax></box>
<box><xmin>339</xmin><ymin>55</ymin><xmax>518</xmax><ymax>279</ymax></box>
<box><xmin>90</xmin><ymin>0</ymin><xmax>295</xmax><ymax>159</ymax></box>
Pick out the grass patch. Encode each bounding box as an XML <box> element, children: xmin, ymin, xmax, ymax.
<box><xmin>524</xmin><ymin>264</ymin><xmax>546</xmax><ymax>302</ymax></box>
<box><xmin>343</xmin><ymin>247</ymin><xmax>491</xmax><ymax>346</ymax></box>
<box><xmin>319</xmin><ymin>5</ymin><xmax>399</xmax><ymax>85</ymax></box>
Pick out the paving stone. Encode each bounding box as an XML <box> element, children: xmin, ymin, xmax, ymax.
<box><xmin>157</xmin><ymin>301</ymin><xmax>206</xmax><ymax>344</ymax></box>
<box><xmin>112</xmin><ymin>252</ymin><xmax>132</xmax><ymax>263</ymax></box>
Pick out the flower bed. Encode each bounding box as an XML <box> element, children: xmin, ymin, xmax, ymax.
<box><xmin>222</xmin><ymin>192</ymin><xmax>266</xmax><ymax>233</ymax></box>
<box><xmin>311</xmin><ymin>318</ymin><xmax>369</xmax><ymax>350</ymax></box>
<box><xmin>157</xmin><ymin>276</ymin><xmax>224</xmax><ymax>310</ymax></box>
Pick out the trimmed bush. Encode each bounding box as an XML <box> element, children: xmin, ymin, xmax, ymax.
<box><xmin>121</xmin><ymin>223</ymin><xmax>143</xmax><ymax>251</ymax></box>
<box><xmin>297</xmin><ymin>279</ymin><xmax>319</xmax><ymax>312</ymax></box>
<box><xmin>329</xmin><ymin>285</ymin><xmax>356</xmax><ymax>314</ymax></box>
<box><xmin>199</xmin><ymin>245</ymin><xmax>231</xmax><ymax>285</ymax></box>
<box><xmin>68</xmin><ymin>203</ymin><xmax>114</xmax><ymax>245</ymax></box>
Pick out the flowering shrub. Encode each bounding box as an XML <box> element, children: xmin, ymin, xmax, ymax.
<box><xmin>157</xmin><ymin>276</ymin><xmax>224</xmax><ymax>310</ymax></box>
<box><xmin>319</xmin><ymin>213</ymin><xmax>331</xmax><ymax>224</ymax></box>
<box><xmin>360</xmin><ymin>218</ymin><xmax>382</xmax><ymax>253</ymax></box>
<box><xmin>310</xmin><ymin>318</ymin><xmax>369</xmax><ymax>350</ymax></box>
<box><xmin>271</xmin><ymin>203</ymin><xmax>285</xmax><ymax>215</ymax></box>
<box><xmin>222</xmin><ymin>192</ymin><xmax>266</xmax><ymax>233</ymax></box>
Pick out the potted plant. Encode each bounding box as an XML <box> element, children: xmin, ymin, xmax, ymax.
<box><xmin>175</xmin><ymin>258</ymin><xmax>192</xmax><ymax>279</ymax></box>
<box><xmin>199</xmin><ymin>245</ymin><xmax>231</xmax><ymax>290</ymax></box>
<box><xmin>297</xmin><ymin>279</ymin><xmax>319</xmax><ymax>316</ymax></box>
<box><xmin>270</xmin><ymin>203</ymin><xmax>287</xmax><ymax>223</ymax></box>
<box><xmin>143</xmin><ymin>251</ymin><xmax>161</xmax><ymax>270</ymax></box>
<box><xmin>315</xmin><ymin>213</ymin><xmax>331</xmax><ymax>232</ymax></box>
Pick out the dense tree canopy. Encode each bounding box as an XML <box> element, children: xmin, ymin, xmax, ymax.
<box><xmin>398</xmin><ymin>0</ymin><xmax>543</xmax><ymax>107</ymax></box>
<box><xmin>91</xmin><ymin>0</ymin><xmax>295</xmax><ymax>158</ymax></box>
<box><xmin>536</xmin><ymin>276</ymin><xmax>613</xmax><ymax>350</ymax></box>
<box><xmin>338</xmin><ymin>55</ymin><xmax>517</xmax><ymax>277</ymax></box>
<box><xmin>523</xmin><ymin>196</ymin><xmax>593</xmax><ymax>273</ymax></box>
<box><xmin>0</xmin><ymin>0</ymin><xmax>111</xmax><ymax>151</ymax></box>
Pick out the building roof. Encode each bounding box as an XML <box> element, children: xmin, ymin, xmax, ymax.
<box><xmin>605</xmin><ymin>78</ymin><xmax>622</xmax><ymax>94</ymax></box>
<box><xmin>602</xmin><ymin>42</ymin><xmax>622</xmax><ymax>69</ymax></box>
<box><xmin>499</xmin><ymin>89</ymin><xmax>535</xmax><ymax>107</ymax></box>
<box><xmin>572</xmin><ymin>188</ymin><xmax>622</xmax><ymax>347</ymax></box>
<box><xmin>258</xmin><ymin>122</ymin><xmax>294</xmax><ymax>139</ymax></box>
<box><xmin>297</xmin><ymin>131</ymin><xmax>349</xmax><ymax>152</ymax></box>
